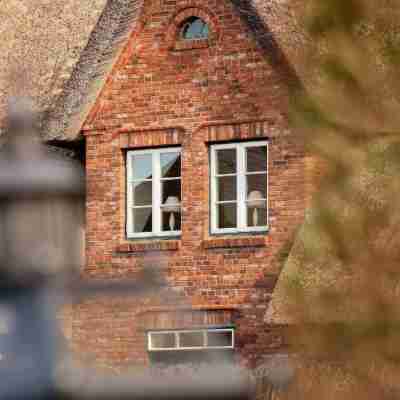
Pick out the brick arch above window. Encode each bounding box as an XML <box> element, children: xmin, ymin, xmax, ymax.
<box><xmin>166</xmin><ymin>6</ymin><xmax>220</xmax><ymax>51</ymax></box>
<box><xmin>137</xmin><ymin>306</ymin><xmax>238</xmax><ymax>331</ymax></box>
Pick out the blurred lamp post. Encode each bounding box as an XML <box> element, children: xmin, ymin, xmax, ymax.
<box><xmin>0</xmin><ymin>98</ymin><xmax>85</xmax><ymax>283</ymax></box>
<box><xmin>0</xmin><ymin>97</ymin><xmax>85</xmax><ymax>400</ymax></box>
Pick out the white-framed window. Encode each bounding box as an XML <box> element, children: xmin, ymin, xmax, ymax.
<box><xmin>127</xmin><ymin>147</ymin><xmax>182</xmax><ymax>238</ymax></box>
<box><xmin>210</xmin><ymin>141</ymin><xmax>268</xmax><ymax>234</ymax></box>
<box><xmin>148</xmin><ymin>328</ymin><xmax>234</xmax><ymax>351</ymax></box>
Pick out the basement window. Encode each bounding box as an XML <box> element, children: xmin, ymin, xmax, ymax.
<box><xmin>148</xmin><ymin>328</ymin><xmax>234</xmax><ymax>351</ymax></box>
<box><xmin>180</xmin><ymin>17</ymin><xmax>209</xmax><ymax>40</ymax></box>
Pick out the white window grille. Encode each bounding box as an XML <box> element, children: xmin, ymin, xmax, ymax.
<box><xmin>148</xmin><ymin>328</ymin><xmax>234</xmax><ymax>351</ymax></box>
<box><xmin>210</xmin><ymin>141</ymin><xmax>268</xmax><ymax>234</ymax></box>
<box><xmin>127</xmin><ymin>148</ymin><xmax>182</xmax><ymax>238</ymax></box>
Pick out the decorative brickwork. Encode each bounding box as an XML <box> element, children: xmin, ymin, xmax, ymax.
<box><xmin>116</xmin><ymin>127</ymin><xmax>184</xmax><ymax>148</ymax></box>
<box><xmin>138</xmin><ymin>307</ymin><xmax>237</xmax><ymax>330</ymax></box>
<box><xmin>116</xmin><ymin>240</ymin><xmax>180</xmax><ymax>253</ymax></box>
<box><xmin>75</xmin><ymin>0</ymin><xmax>305</xmax><ymax>372</ymax></box>
<box><xmin>165</xmin><ymin>4</ymin><xmax>220</xmax><ymax>51</ymax></box>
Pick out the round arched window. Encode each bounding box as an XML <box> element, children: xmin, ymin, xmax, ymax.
<box><xmin>180</xmin><ymin>17</ymin><xmax>209</xmax><ymax>40</ymax></box>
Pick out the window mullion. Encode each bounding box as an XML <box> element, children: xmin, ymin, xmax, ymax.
<box><xmin>153</xmin><ymin>152</ymin><xmax>161</xmax><ymax>235</ymax></box>
<box><xmin>127</xmin><ymin>154</ymin><xmax>133</xmax><ymax>237</ymax></box>
<box><xmin>210</xmin><ymin>147</ymin><xmax>217</xmax><ymax>232</ymax></box>
<box><xmin>238</xmin><ymin>145</ymin><xmax>246</xmax><ymax>230</ymax></box>
<box><xmin>127</xmin><ymin>182</ymin><xmax>133</xmax><ymax>237</ymax></box>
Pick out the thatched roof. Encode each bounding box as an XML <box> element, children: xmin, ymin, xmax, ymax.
<box><xmin>42</xmin><ymin>0</ymin><xmax>144</xmax><ymax>142</ymax></box>
<box><xmin>41</xmin><ymin>0</ymin><xmax>306</xmax><ymax>141</ymax></box>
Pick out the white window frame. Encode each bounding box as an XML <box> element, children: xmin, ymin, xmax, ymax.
<box><xmin>210</xmin><ymin>141</ymin><xmax>268</xmax><ymax>235</ymax></box>
<box><xmin>148</xmin><ymin>328</ymin><xmax>235</xmax><ymax>351</ymax></box>
<box><xmin>127</xmin><ymin>147</ymin><xmax>182</xmax><ymax>239</ymax></box>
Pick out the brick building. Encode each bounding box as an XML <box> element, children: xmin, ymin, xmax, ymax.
<box><xmin>44</xmin><ymin>0</ymin><xmax>307</xmax><ymax>371</ymax></box>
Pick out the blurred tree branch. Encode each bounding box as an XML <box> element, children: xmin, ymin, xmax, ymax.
<box><xmin>272</xmin><ymin>0</ymin><xmax>400</xmax><ymax>398</ymax></box>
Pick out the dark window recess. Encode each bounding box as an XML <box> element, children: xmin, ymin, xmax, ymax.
<box><xmin>208</xmin><ymin>330</ymin><xmax>233</xmax><ymax>348</ymax></box>
<box><xmin>149</xmin><ymin>349</ymin><xmax>235</xmax><ymax>366</ymax></box>
<box><xmin>180</xmin><ymin>17</ymin><xmax>209</xmax><ymax>40</ymax></box>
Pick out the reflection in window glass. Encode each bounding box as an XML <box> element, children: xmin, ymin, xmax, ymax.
<box><xmin>208</xmin><ymin>331</ymin><xmax>233</xmax><ymax>348</ymax></box>
<box><xmin>150</xmin><ymin>332</ymin><xmax>176</xmax><ymax>349</ymax></box>
<box><xmin>179</xmin><ymin>331</ymin><xmax>204</xmax><ymax>348</ymax></box>
<box><xmin>181</xmin><ymin>17</ymin><xmax>209</xmax><ymax>40</ymax></box>
<box><xmin>132</xmin><ymin>154</ymin><xmax>152</xmax><ymax>180</ymax></box>
<box><xmin>161</xmin><ymin>152</ymin><xmax>181</xmax><ymax>178</ymax></box>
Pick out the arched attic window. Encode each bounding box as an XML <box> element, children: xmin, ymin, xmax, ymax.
<box><xmin>180</xmin><ymin>16</ymin><xmax>209</xmax><ymax>40</ymax></box>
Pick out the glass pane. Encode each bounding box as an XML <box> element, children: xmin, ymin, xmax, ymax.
<box><xmin>181</xmin><ymin>17</ymin><xmax>209</xmax><ymax>40</ymax></box>
<box><xmin>150</xmin><ymin>332</ymin><xmax>176</xmax><ymax>349</ymax></box>
<box><xmin>218</xmin><ymin>204</ymin><xmax>237</xmax><ymax>229</ymax></box>
<box><xmin>161</xmin><ymin>152</ymin><xmax>181</xmax><ymax>178</ymax></box>
<box><xmin>246</xmin><ymin>146</ymin><xmax>267</xmax><ymax>172</ymax></box>
<box><xmin>132</xmin><ymin>154</ymin><xmax>152</xmax><ymax>180</ymax></box>
<box><xmin>207</xmin><ymin>331</ymin><xmax>233</xmax><ymax>348</ymax></box>
<box><xmin>162</xmin><ymin>210</ymin><xmax>181</xmax><ymax>232</ymax></box>
<box><xmin>133</xmin><ymin>208</ymin><xmax>152</xmax><ymax>233</ymax></box>
<box><xmin>179</xmin><ymin>331</ymin><xmax>204</xmax><ymax>348</ymax></box>
<box><xmin>133</xmin><ymin>181</ymin><xmax>152</xmax><ymax>206</ymax></box>
<box><xmin>217</xmin><ymin>176</ymin><xmax>236</xmax><ymax>202</ymax></box>
<box><xmin>216</xmin><ymin>149</ymin><xmax>236</xmax><ymax>175</ymax></box>
<box><xmin>162</xmin><ymin>179</ymin><xmax>181</xmax><ymax>205</ymax></box>
<box><xmin>246</xmin><ymin>174</ymin><xmax>267</xmax><ymax>200</ymax></box>
<box><xmin>247</xmin><ymin>206</ymin><xmax>267</xmax><ymax>227</ymax></box>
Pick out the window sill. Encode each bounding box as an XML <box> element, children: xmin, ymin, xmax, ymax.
<box><xmin>115</xmin><ymin>240</ymin><xmax>180</xmax><ymax>253</ymax></box>
<box><xmin>202</xmin><ymin>236</ymin><xmax>266</xmax><ymax>250</ymax></box>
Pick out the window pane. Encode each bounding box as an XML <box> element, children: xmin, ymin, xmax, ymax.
<box><xmin>179</xmin><ymin>331</ymin><xmax>204</xmax><ymax>348</ymax></box>
<box><xmin>150</xmin><ymin>332</ymin><xmax>176</xmax><ymax>349</ymax></box>
<box><xmin>218</xmin><ymin>204</ymin><xmax>237</xmax><ymax>229</ymax></box>
<box><xmin>133</xmin><ymin>181</ymin><xmax>152</xmax><ymax>206</ymax></box>
<box><xmin>161</xmin><ymin>152</ymin><xmax>181</xmax><ymax>178</ymax></box>
<box><xmin>132</xmin><ymin>154</ymin><xmax>152</xmax><ymax>180</ymax></box>
<box><xmin>216</xmin><ymin>149</ymin><xmax>236</xmax><ymax>175</ymax></box>
<box><xmin>246</xmin><ymin>146</ymin><xmax>267</xmax><ymax>172</ymax></box>
<box><xmin>133</xmin><ymin>208</ymin><xmax>152</xmax><ymax>233</ymax></box>
<box><xmin>207</xmin><ymin>331</ymin><xmax>233</xmax><ymax>348</ymax></box>
<box><xmin>181</xmin><ymin>17</ymin><xmax>209</xmax><ymax>40</ymax></box>
<box><xmin>161</xmin><ymin>180</ymin><xmax>181</xmax><ymax>204</ymax></box>
<box><xmin>217</xmin><ymin>176</ymin><xmax>237</xmax><ymax>202</ymax></box>
<box><xmin>247</xmin><ymin>206</ymin><xmax>267</xmax><ymax>227</ymax></box>
<box><xmin>162</xmin><ymin>210</ymin><xmax>181</xmax><ymax>232</ymax></box>
<box><xmin>246</xmin><ymin>174</ymin><xmax>267</xmax><ymax>200</ymax></box>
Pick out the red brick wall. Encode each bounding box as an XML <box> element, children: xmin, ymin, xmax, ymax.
<box><xmin>73</xmin><ymin>0</ymin><xmax>306</xmax><ymax>371</ymax></box>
